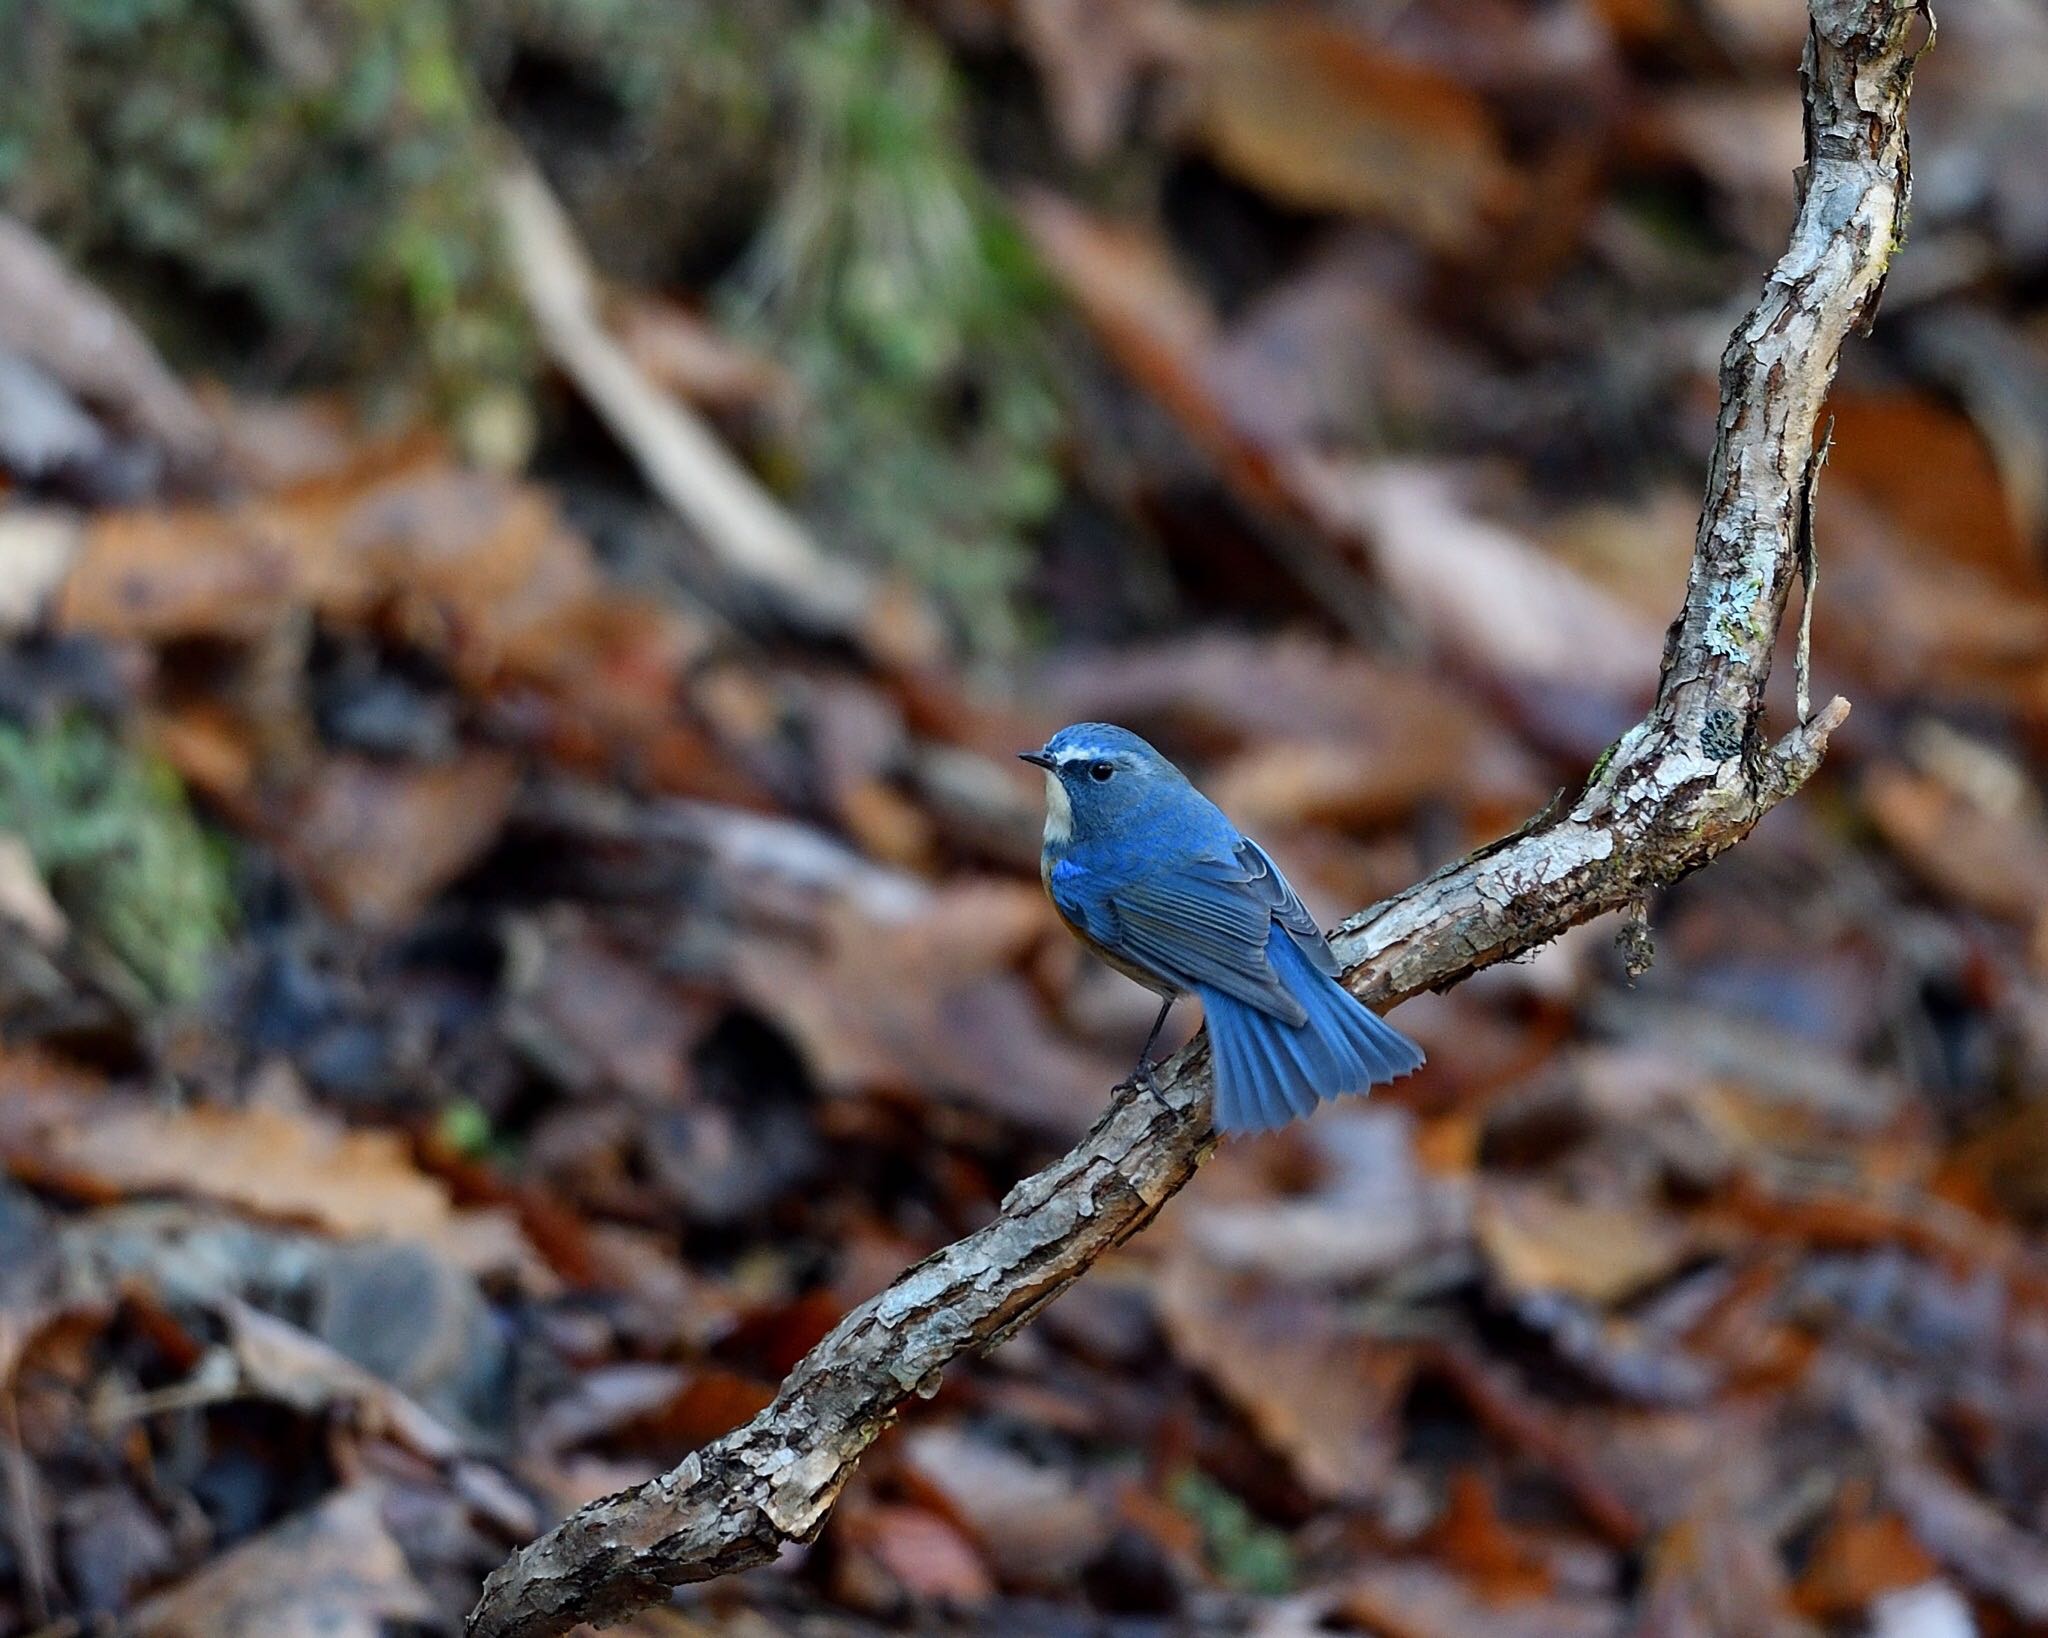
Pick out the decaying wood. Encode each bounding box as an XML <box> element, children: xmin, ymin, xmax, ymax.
<box><xmin>467</xmin><ymin>4</ymin><xmax>1924</xmax><ymax>1633</ymax></box>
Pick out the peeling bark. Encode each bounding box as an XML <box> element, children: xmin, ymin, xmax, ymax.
<box><xmin>466</xmin><ymin>4</ymin><xmax>1925</xmax><ymax>1633</ymax></box>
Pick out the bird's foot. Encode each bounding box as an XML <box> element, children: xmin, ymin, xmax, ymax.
<box><xmin>1114</xmin><ymin>1059</ymin><xmax>1170</xmax><ymax>1115</ymax></box>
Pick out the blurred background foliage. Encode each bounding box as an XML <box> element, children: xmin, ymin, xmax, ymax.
<box><xmin>1</xmin><ymin>0</ymin><xmax>526</xmax><ymax>418</ymax></box>
<box><xmin>719</xmin><ymin>0</ymin><xmax>1064</xmax><ymax>655</ymax></box>
<box><xmin>1</xmin><ymin>0</ymin><xmax>1065</xmax><ymax>650</ymax></box>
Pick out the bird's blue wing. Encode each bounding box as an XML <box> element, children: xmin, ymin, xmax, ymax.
<box><xmin>1107</xmin><ymin>836</ymin><xmax>1335</xmax><ymax>1024</ymax></box>
<box><xmin>1231</xmin><ymin>838</ymin><xmax>1342</xmax><ymax>976</ymax></box>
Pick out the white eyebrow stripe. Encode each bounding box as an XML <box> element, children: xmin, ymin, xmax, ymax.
<box><xmin>1053</xmin><ymin>747</ymin><xmax>1114</xmax><ymax>766</ymax></box>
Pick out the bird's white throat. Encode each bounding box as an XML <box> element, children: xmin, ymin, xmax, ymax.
<box><xmin>1041</xmin><ymin>770</ymin><xmax>1072</xmax><ymax>846</ymax></box>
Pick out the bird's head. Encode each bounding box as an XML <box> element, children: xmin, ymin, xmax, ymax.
<box><xmin>1020</xmin><ymin>722</ymin><xmax>1188</xmax><ymax>846</ymax></box>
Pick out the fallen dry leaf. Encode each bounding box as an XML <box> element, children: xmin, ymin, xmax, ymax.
<box><xmin>148</xmin><ymin>700</ymin><xmax>261</xmax><ymax>808</ymax></box>
<box><xmin>902</xmin><ymin>1426</ymin><xmax>1109</xmax><ymax>1586</ymax></box>
<box><xmin>1020</xmin><ymin>191</ymin><xmax>1304</xmax><ymax>519</ymax></box>
<box><xmin>1694</xmin><ymin>0</ymin><xmax>1813</xmax><ymax>60</ymax></box>
<box><xmin>128</xmin><ymin>1484</ymin><xmax>433</xmax><ymax>1638</ymax></box>
<box><xmin>1188</xmin><ymin>1107</ymin><xmax>1469</xmax><ymax>1284</ymax></box>
<box><xmin>30</xmin><ymin>1098</ymin><xmax>452</xmax><ymax>1239</ymax></box>
<box><xmin>1816</xmin><ymin>493</ymin><xmax>2048</xmax><ymax>699</ymax></box>
<box><xmin>283</xmin><ymin>753</ymin><xmax>520</xmax><ymax>927</ymax></box>
<box><xmin>1651</xmin><ymin>89</ymin><xmax>1807</xmax><ymax>249</ymax></box>
<box><xmin>1291</xmin><ymin>459</ymin><xmax>1661</xmax><ymax>715</ymax></box>
<box><xmin>1474</xmin><ymin>1181</ymin><xmax>1691</xmax><ymax>1306</ymax></box>
<box><xmin>1540</xmin><ymin>491</ymin><xmax>1702</xmax><ymax>624</ymax></box>
<box><xmin>1339</xmin><ymin>1559</ymin><xmax>1622</xmax><ymax>1638</ymax></box>
<box><xmin>1938</xmin><ymin>1096</ymin><xmax>2048</xmax><ymax>1219</ymax></box>
<box><xmin>206</xmin><ymin>392</ymin><xmax>368</xmax><ymax>492</ymax></box>
<box><xmin>1156</xmin><ymin>1247</ymin><xmax>1415</xmax><ymax>1502</ymax></box>
<box><xmin>527</xmin><ymin>1363</ymin><xmax>687</xmax><ymax>1457</ymax></box>
<box><xmin>730</xmin><ymin>881</ymin><xmax>1126</xmax><ymax>1133</ymax></box>
<box><xmin>1835</xmin><ymin>1367</ymin><xmax>2048</xmax><ymax>1621</ymax></box>
<box><xmin>626</xmin><ymin>1369</ymin><xmax>779</xmax><ymax>1454</ymax></box>
<box><xmin>1189</xmin><ymin>12</ymin><xmax>1512</xmax><ymax>250</ymax></box>
<box><xmin>1015</xmin><ymin>188</ymin><xmax>1204</xmax><ymax>370</ymax></box>
<box><xmin>840</xmin><ymin>1503</ymin><xmax>994</xmax><ymax>1606</ymax></box>
<box><xmin>60</xmin><ymin>1480</ymin><xmax>178</xmax><ymax>1622</ymax></box>
<box><xmin>1021</xmin><ymin>192</ymin><xmax>1225</xmax><ymax>440</ymax></box>
<box><xmin>57</xmin><ymin>502</ymin><xmax>328</xmax><ymax>641</ymax></box>
<box><xmin>1793</xmin><ymin>1488</ymin><xmax>1939</xmax><ymax>1619</ymax></box>
<box><xmin>515</xmin><ymin>917</ymin><xmax>701</xmax><ymax>1103</ymax></box>
<box><xmin>531</xmin><ymin>1362</ymin><xmax>775</xmax><ymax>1461</ymax></box>
<box><xmin>226</xmin><ymin>1300</ymin><xmax>464</xmax><ymax>1463</ymax></box>
<box><xmin>0</xmin><ymin>349</ymin><xmax>117</xmax><ymax>487</ymax></box>
<box><xmin>1422</xmin><ymin>1469</ymin><xmax>1559</xmax><ymax>1601</ymax></box>
<box><xmin>1906</xmin><ymin>308</ymin><xmax>2048</xmax><ymax>548</ymax></box>
<box><xmin>1882</xmin><ymin>1447</ymin><xmax>2048</xmax><ymax>1622</ymax></box>
<box><xmin>1635</xmin><ymin>1507</ymin><xmax>1810</xmax><ymax>1638</ymax></box>
<box><xmin>1828</xmin><ymin>390</ymin><xmax>2038</xmax><ymax>589</ymax></box>
<box><xmin>56</xmin><ymin>456</ymin><xmax>705</xmax><ymax>757</ymax></box>
<box><xmin>331</xmin><ymin>468</ymin><xmax>592</xmax><ymax>668</ymax></box>
<box><xmin>1435</xmin><ymin>1348</ymin><xmax>1647</xmax><ymax>1547</ymax></box>
<box><xmin>1864</xmin><ymin>761</ymin><xmax>2048</xmax><ymax>931</ymax></box>
<box><xmin>610</xmin><ymin>293</ymin><xmax>797</xmax><ymax>414</ymax></box>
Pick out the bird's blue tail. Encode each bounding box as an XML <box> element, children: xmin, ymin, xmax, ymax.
<box><xmin>1199</xmin><ymin>931</ymin><xmax>1424</xmax><ymax>1133</ymax></box>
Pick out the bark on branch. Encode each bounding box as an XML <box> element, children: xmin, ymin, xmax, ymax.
<box><xmin>468</xmin><ymin>4</ymin><xmax>1924</xmax><ymax>1632</ymax></box>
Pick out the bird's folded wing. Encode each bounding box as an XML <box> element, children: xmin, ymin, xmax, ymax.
<box><xmin>1221</xmin><ymin>838</ymin><xmax>1342</xmax><ymax>976</ymax></box>
<box><xmin>1111</xmin><ymin>844</ymin><xmax>1314</xmax><ymax>1025</ymax></box>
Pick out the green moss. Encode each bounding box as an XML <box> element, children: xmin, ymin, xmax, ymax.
<box><xmin>435</xmin><ymin>1097</ymin><xmax>496</xmax><ymax>1159</ymax></box>
<box><xmin>0</xmin><ymin>0</ymin><xmax>530</xmax><ymax>419</ymax></box>
<box><xmin>0</xmin><ymin>717</ymin><xmax>234</xmax><ymax>1005</ymax></box>
<box><xmin>722</xmin><ymin>0</ymin><xmax>1065</xmax><ymax>656</ymax></box>
<box><xmin>1168</xmin><ymin>1468</ymin><xmax>1296</xmax><ymax>1596</ymax></box>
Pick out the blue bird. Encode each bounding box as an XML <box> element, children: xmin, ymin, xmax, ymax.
<box><xmin>1022</xmin><ymin>723</ymin><xmax>1423</xmax><ymax>1133</ymax></box>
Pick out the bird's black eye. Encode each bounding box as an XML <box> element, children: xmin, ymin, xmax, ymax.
<box><xmin>1089</xmin><ymin>760</ymin><xmax>1115</xmax><ymax>782</ymax></box>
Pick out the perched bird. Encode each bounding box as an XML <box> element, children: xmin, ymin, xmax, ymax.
<box><xmin>1022</xmin><ymin>722</ymin><xmax>1423</xmax><ymax>1133</ymax></box>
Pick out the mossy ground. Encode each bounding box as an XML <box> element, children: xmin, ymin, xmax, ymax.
<box><xmin>2</xmin><ymin>0</ymin><xmax>1066</xmax><ymax>652</ymax></box>
<box><xmin>0</xmin><ymin>716</ymin><xmax>234</xmax><ymax>1004</ymax></box>
<box><xmin>1</xmin><ymin>0</ymin><xmax>528</xmax><ymax>426</ymax></box>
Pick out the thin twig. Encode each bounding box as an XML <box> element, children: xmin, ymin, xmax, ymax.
<box><xmin>467</xmin><ymin>5</ymin><xmax>1922</xmax><ymax>1632</ymax></box>
<box><xmin>1</xmin><ymin>1390</ymin><xmax>53</xmax><ymax>1626</ymax></box>
<box><xmin>1794</xmin><ymin>417</ymin><xmax>1832</xmax><ymax>725</ymax></box>
<box><xmin>0</xmin><ymin>215</ymin><xmax>217</xmax><ymax>466</ymax></box>
<box><xmin>494</xmin><ymin>163</ymin><xmax>932</xmax><ymax>660</ymax></box>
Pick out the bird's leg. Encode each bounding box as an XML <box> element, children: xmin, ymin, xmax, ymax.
<box><xmin>1117</xmin><ymin>997</ymin><xmax>1177</xmax><ymax>1110</ymax></box>
<box><xmin>1137</xmin><ymin>995</ymin><xmax>1173</xmax><ymax>1074</ymax></box>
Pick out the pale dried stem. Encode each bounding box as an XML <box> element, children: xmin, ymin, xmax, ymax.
<box><xmin>495</xmin><ymin>163</ymin><xmax>930</xmax><ymax>659</ymax></box>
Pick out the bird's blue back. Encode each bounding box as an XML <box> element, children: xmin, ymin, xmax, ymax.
<box><xmin>1029</xmin><ymin>721</ymin><xmax>1423</xmax><ymax>1132</ymax></box>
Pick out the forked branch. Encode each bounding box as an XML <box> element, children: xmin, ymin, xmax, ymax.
<box><xmin>469</xmin><ymin>4</ymin><xmax>1924</xmax><ymax>1631</ymax></box>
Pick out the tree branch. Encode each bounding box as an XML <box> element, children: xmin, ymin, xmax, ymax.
<box><xmin>467</xmin><ymin>4</ymin><xmax>1924</xmax><ymax>1632</ymax></box>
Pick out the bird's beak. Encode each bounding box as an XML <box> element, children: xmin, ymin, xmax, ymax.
<box><xmin>1018</xmin><ymin>750</ymin><xmax>1055</xmax><ymax>770</ymax></box>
